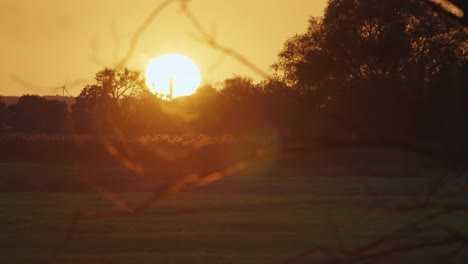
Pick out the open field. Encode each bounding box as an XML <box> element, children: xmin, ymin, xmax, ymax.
<box><xmin>0</xmin><ymin>148</ymin><xmax>467</xmax><ymax>263</ymax></box>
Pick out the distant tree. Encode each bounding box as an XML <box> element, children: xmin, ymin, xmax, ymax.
<box><xmin>187</xmin><ymin>84</ymin><xmax>223</xmax><ymax>133</ymax></box>
<box><xmin>0</xmin><ymin>97</ymin><xmax>6</xmax><ymax>130</ymax></box>
<box><xmin>95</xmin><ymin>68</ymin><xmax>146</xmax><ymax>100</ymax></box>
<box><xmin>43</xmin><ymin>99</ymin><xmax>70</xmax><ymax>133</ymax></box>
<box><xmin>72</xmin><ymin>84</ymin><xmax>117</xmax><ymax>133</ymax></box>
<box><xmin>71</xmin><ymin>68</ymin><xmax>147</xmax><ymax>134</ymax></box>
<box><xmin>274</xmin><ymin>0</ymin><xmax>467</xmax><ymax>138</ymax></box>
<box><xmin>119</xmin><ymin>89</ymin><xmax>168</xmax><ymax>136</ymax></box>
<box><xmin>194</xmin><ymin>84</ymin><xmax>219</xmax><ymax>98</ymax></box>
<box><xmin>0</xmin><ymin>97</ymin><xmax>5</xmax><ymax>113</ymax></box>
<box><xmin>4</xmin><ymin>95</ymin><xmax>69</xmax><ymax>133</ymax></box>
<box><xmin>217</xmin><ymin>76</ymin><xmax>266</xmax><ymax>134</ymax></box>
<box><xmin>220</xmin><ymin>76</ymin><xmax>259</xmax><ymax>102</ymax></box>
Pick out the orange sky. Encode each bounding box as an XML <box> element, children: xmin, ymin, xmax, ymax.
<box><xmin>0</xmin><ymin>0</ymin><xmax>327</xmax><ymax>96</ymax></box>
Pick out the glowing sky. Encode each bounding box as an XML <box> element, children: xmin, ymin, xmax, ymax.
<box><xmin>0</xmin><ymin>0</ymin><xmax>326</xmax><ymax>96</ymax></box>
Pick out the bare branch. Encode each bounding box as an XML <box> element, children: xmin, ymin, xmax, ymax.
<box><xmin>116</xmin><ymin>0</ymin><xmax>189</xmax><ymax>68</ymax></box>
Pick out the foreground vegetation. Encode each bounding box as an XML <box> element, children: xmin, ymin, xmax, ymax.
<box><xmin>1</xmin><ymin>147</ymin><xmax>467</xmax><ymax>264</ymax></box>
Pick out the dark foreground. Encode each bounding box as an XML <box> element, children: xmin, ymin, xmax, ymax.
<box><xmin>0</xmin><ymin>148</ymin><xmax>467</xmax><ymax>264</ymax></box>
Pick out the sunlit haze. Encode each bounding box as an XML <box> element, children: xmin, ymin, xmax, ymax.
<box><xmin>0</xmin><ymin>0</ymin><xmax>326</xmax><ymax>96</ymax></box>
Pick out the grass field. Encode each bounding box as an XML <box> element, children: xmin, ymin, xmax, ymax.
<box><xmin>0</xmin><ymin>148</ymin><xmax>467</xmax><ymax>263</ymax></box>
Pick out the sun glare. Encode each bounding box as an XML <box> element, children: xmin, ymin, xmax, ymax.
<box><xmin>145</xmin><ymin>54</ymin><xmax>201</xmax><ymax>99</ymax></box>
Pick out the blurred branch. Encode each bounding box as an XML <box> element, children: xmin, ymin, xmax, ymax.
<box><xmin>204</xmin><ymin>52</ymin><xmax>227</xmax><ymax>79</ymax></box>
<box><xmin>423</xmin><ymin>0</ymin><xmax>467</xmax><ymax>26</ymax></box>
<box><xmin>41</xmin><ymin>211</ymin><xmax>82</xmax><ymax>264</ymax></box>
<box><xmin>180</xmin><ymin>5</ymin><xmax>270</xmax><ymax>78</ymax></box>
<box><xmin>111</xmin><ymin>21</ymin><xmax>122</xmax><ymax>64</ymax></box>
<box><xmin>42</xmin><ymin>147</ymin><xmax>272</xmax><ymax>263</ymax></box>
<box><xmin>116</xmin><ymin>0</ymin><xmax>189</xmax><ymax>68</ymax></box>
<box><xmin>282</xmin><ymin>138</ymin><xmax>468</xmax><ymax>167</ymax></box>
<box><xmin>285</xmin><ymin>210</ymin><xmax>468</xmax><ymax>264</ymax></box>
<box><xmin>354</xmin><ymin>236</ymin><xmax>468</xmax><ymax>263</ymax></box>
<box><xmin>115</xmin><ymin>0</ymin><xmax>269</xmax><ymax>79</ymax></box>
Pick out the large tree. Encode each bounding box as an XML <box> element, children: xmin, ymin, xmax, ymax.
<box><xmin>274</xmin><ymin>0</ymin><xmax>467</xmax><ymax>138</ymax></box>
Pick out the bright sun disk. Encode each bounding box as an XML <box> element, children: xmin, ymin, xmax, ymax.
<box><xmin>145</xmin><ymin>54</ymin><xmax>201</xmax><ymax>99</ymax></box>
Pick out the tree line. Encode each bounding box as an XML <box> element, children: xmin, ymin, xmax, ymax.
<box><xmin>0</xmin><ymin>0</ymin><xmax>466</xmax><ymax>146</ymax></box>
<box><xmin>0</xmin><ymin>73</ymin><xmax>322</xmax><ymax>138</ymax></box>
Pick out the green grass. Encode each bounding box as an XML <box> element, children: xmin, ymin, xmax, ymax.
<box><xmin>0</xmin><ymin>192</ymin><xmax>425</xmax><ymax>264</ymax></box>
<box><xmin>0</xmin><ymin>153</ymin><xmax>467</xmax><ymax>263</ymax></box>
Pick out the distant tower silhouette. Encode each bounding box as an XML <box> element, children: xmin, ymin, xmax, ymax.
<box><xmin>169</xmin><ymin>76</ymin><xmax>174</xmax><ymax>101</ymax></box>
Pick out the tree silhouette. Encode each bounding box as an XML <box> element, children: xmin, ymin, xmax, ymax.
<box><xmin>217</xmin><ymin>76</ymin><xmax>266</xmax><ymax>134</ymax></box>
<box><xmin>95</xmin><ymin>68</ymin><xmax>146</xmax><ymax>100</ymax></box>
<box><xmin>3</xmin><ymin>95</ymin><xmax>68</xmax><ymax>133</ymax></box>
<box><xmin>0</xmin><ymin>97</ymin><xmax>6</xmax><ymax>130</ymax></box>
<box><xmin>274</xmin><ymin>0</ymin><xmax>467</xmax><ymax>140</ymax></box>
<box><xmin>119</xmin><ymin>90</ymin><xmax>168</xmax><ymax>136</ymax></box>
<box><xmin>188</xmin><ymin>84</ymin><xmax>223</xmax><ymax>133</ymax></box>
<box><xmin>71</xmin><ymin>68</ymin><xmax>147</xmax><ymax>134</ymax></box>
<box><xmin>0</xmin><ymin>97</ymin><xmax>5</xmax><ymax>113</ymax></box>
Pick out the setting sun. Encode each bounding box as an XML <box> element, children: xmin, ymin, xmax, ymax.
<box><xmin>145</xmin><ymin>54</ymin><xmax>201</xmax><ymax>99</ymax></box>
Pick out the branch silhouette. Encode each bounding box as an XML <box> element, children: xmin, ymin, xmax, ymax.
<box><xmin>116</xmin><ymin>0</ymin><xmax>189</xmax><ymax>68</ymax></box>
<box><xmin>180</xmin><ymin>5</ymin><xmax>270</xmax><ymax>78</ymax></box>
<box><xmin>422</xmin><ymin>0</ymin><xmax>468</xmax><ymax>26</ymax></box>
